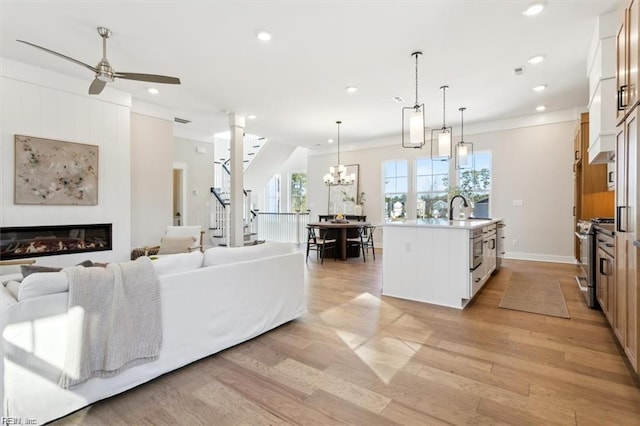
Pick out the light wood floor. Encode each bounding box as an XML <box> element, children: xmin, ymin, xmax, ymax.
<box><xmin>55</xmin><ymin>250</ymin><xmax>640</xmax><ymax>425</ymax></box>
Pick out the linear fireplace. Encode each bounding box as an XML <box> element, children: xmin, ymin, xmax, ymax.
<box><xmin>0</xmin><ymin>223</ymin><xmax>112</xmax><ymax>260</ymax></box>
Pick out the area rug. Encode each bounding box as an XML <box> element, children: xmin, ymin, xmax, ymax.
<box><xmin>499</xmin><ymin>272</ymin><xmax>570</xmax><ymax>318</ymax></box>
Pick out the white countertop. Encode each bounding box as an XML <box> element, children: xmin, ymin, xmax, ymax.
<box><xmin>381</xmin><ymin>218</ymin><xmax>503</xmax><ymax>230</ymax></box>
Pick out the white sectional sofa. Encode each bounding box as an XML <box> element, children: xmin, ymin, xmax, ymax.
<box><xmin>1</xmin><ymin>242</ymin><xmax>306</xmax><ymax>424</ymax></box>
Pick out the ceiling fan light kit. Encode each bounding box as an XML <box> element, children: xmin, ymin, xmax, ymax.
<box><xmin>17</xmin><ymin>26</ymin><xmax>181</xmax><ymax>95</ymax></box>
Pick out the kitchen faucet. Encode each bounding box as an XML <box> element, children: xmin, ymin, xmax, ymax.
<box><xmin>449</xmin><ymin>195</ymin><xmax>469</xmax><ymax>221</ymax></box>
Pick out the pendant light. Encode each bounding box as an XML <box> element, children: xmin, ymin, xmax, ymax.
<box><xmin>402</xmin><ymin>51</ymin><xmax>426</xmax><ymax>149</ymax></box>
<box><xmin>323</xmin><ymin>120</ymin><xmax>355</xmax><ymax>186</ymax></box>
<box><xmin>431</xmin><ymin>85</ymin><xmax>452</xmax><ymax>159</ymax></box>
<box><xmin>455</xmin><ymin>107</ymin><xmax>474</xmax><ymax>170</ymax></box>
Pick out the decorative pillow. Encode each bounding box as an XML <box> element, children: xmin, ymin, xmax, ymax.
<box><xmin>21</xmin><ymin>264</ymin><xmax>62</xmax><ymax>277</ymax></box>
<box><xmin>157</xmin><ymin>236</ymin><xmax>197</xmax><ymax>255</ymax></box>
<box><xmin>20</xmin><ymin>260</ymin><xmax>93</xmax><ymax>278</ymax></box>
<box><xmin>0</xmin><ymin>273</ymin><xmax>24</xmax><ymax>285</ymax></box>
<box><xmin>17</xmin><ymin>271</ymin><xmax>69</xmax><ymax>301</ymax></box>
<box><xmin>203</xmin><ymin>242</ymin><xmax>294</xmax><ymax>267</ymax></box>
<box><xmin>152</xmin><ymin>251</ymin><xmax>203</xmax><ymax>276</ymax></box>
<box><xmin>5</xmin><ymin>280</ymin><xmax>21</xmax><ymax>300</ymax></box>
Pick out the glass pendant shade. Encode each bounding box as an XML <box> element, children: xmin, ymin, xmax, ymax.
<box><xmin>457</xmin><ymin>144</ymin><xmax>469</xmax><ymax>167</ymax></box>
<box><xmin>438</xmin><ymin>130</ymin><xmax>451</xmax><ymax>157</ymax></box>
<box><xmin>403</xmin><ymin>104</ymin><xmax>426</xmax><ymax>148</ymax></box>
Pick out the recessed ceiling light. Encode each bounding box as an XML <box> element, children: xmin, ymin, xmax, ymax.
<box><xmin>147</xmin><ymin>88</ymin><xmax>159</xmax><ymax>95</ymax></box>
<box><xmin>533</xmin><ymin>84</ymin><xmax>547</xmax><ymax>92</ymax></box>
<box><xmin>522</xmin><ymin>2</ymin><xmax>545</xmax><ymax>16</ymax></box>
<box><xmin>536</xmin><ymin>105</ymin><xmax>546</xmax><ymax>112</ymax></box>
<box><xmin>345</xmin><ymin>86</ymin><xmax>358</xmax><ymax>93</ymax></box>
<box><xmin>256</xmin><ymin>30</ymin><xmax>271</xmax><ymax>41</ymax></box>
<box><xmin>328</xmin><ymin>139</ymin><xmax>334</xmax><ymax>144</ymax></box>
<box><xmin>528</xmin><ymin>55</ymin><xmax>545</xmax><ymax>64</ymax></box>
<box><xmin>393</xmin><ymin>96</ymin><xmax>405</xmax><ymax>103</ymax></box>
<box><xmin>247</xmin><ymin>114</ymin><xmax>257</xmax><ymax>120</ymax></box>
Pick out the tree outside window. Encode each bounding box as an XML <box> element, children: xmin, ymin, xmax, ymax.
<box><xmin>416</xmin><ymin>158</ymin><xmax>449</xmax><ymax>219</ymax></box>
<box><xmin>384</xmin><ymin>160</ymin><xmax>408</xmax><ymax>221</ymax></box>
<box><xmin>290</xmin><ymin>172</ymin><xmax>307</xmax><ymax>212</ymax></box>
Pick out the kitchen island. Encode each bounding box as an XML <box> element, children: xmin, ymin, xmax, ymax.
<box><xmin>381</xmin><ymin>218</ymin><xmax>504</xmax><ymax>309</ymax></box>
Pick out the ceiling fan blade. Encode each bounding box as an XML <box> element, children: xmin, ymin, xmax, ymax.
<box><xmin>17</xmin><ymin>39</ymin><xmax>97</xmax><ymax>73</ymax></box>
<box><xmin>89</xmin><ymin>78</ymin><xmax>107</xmax><ymax>95</ymax></box>
<box><xmin>115</xmin><ymin>72</ymin><xmax>180</xmax><ymax>85</ymax></box>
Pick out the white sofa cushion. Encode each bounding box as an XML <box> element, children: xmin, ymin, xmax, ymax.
<box><xmin>203</xmin><ymin>242</ymin><xmax>295</xmax><ymax>267</ymax></box>
<box><xmin>16</xmin><ymin>271</ymin><xmax>69</xmax><ymax>301</ymax></box>
<box><xmin>152</xmin><ymin>251</ymin><xmax>203</xmax><ymax>276</ymax></box>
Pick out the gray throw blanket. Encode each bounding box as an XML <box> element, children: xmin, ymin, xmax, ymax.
<box><xmin>59</xmin><ymin>257</ymin><xmax>161</xmax><ymax>388</ymax></box>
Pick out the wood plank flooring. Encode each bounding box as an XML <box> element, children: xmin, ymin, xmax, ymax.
<box><xmin>54</xmin><ymin>250</ymin><xmax>640</xmax><ymax>425</ymax></box>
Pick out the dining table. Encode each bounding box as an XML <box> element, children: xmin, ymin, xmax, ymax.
<box><xmin>307</xmin><ymin>221</ymin><xmax>370</xmax><ymax>261</ymax></box>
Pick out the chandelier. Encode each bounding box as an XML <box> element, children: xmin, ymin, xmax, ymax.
<box><xmin>323</xmin><ymin>120</ymin><xmax>355</xmax><ymax>186</ymax></box>
<box><xmin>402</xmin><ymin>51</ymin><xmax>426</xmax><ymax>148</ymax></box>
<box><xmin>431</xmin><ymin>85</ymin><xmax>452</xmax><ymax>159</ymax></box>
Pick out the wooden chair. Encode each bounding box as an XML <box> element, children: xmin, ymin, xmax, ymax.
<box><xmin>345</xmin><ymin>226</ymin><xmax>367</xmax><ymax>262</ymax></box>
<box><xmin>306</xmin><ymin>225</ymin><xmax>337</xmax><ymax>264</ymax></box>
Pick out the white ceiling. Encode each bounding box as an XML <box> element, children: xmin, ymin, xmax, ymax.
<box><xmin>0</xmin><ymin>1</ymin><xmax>621</xmax><ymax>149</ymax></box>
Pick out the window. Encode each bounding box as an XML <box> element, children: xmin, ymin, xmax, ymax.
<box><xmin>416</xmin><ymin>158</ymin><xmax>450</xmax><ymax>219</ymax></box>
<box><xmin>384</xmin><ymin>160</ymin><xmax>407</xmax><ymax>221</ymax></box>
<box><xmin>265</xmin><ymin>174</ymin><xmax>280</xmax><ymax>212</ymax></box>
<box><xmin>290</xmin><ymin>172</ymin><xmax>307</xmax><ymax>212</ymax></box>
<box><xmin>456</xmin><ymin>152</ymin><xmax>492</xmax><ymax>217</ymax></box>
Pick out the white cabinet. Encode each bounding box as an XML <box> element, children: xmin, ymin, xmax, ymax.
<box><xmin>382</xmin><ymin>220</ymin><xmax>502</xmax><ymax>309</ymax></box>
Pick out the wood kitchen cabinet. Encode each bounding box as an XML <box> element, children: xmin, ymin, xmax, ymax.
<box><xmin>617</xmin><ymin>0</ymin><xmax>639</xmax><ymax>123</ymax></box>
<box><xmin>573</xmin><ymin>113</ymin><xmax>613</xmax><ymax>261</ymax></box>
<box><xmin>616</xmin><ymin>107</ymin><xmax>639</xmax><ymax>372</ymax></box>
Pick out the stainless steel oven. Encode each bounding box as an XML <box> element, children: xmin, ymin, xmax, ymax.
<box><xmin>575</xmin><ymin>218</ymin><xmax>614</xmax><ymax>308</ymax></box>
<box><xmin>470</xmin><ymin>228</ymin><xmax>483</xmax><ymax>271</ymax></box>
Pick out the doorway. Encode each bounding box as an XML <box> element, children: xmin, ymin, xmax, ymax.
<box><xmin>173</xmin><ymin>162</ymin><xmax>188</xmax><ymax>226</ymax></box>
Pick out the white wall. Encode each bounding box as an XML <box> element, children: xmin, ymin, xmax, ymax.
<box><xmin>308</xmin><ymin>118</ymin><xmax>577</xmax><ymax>263</ymax></box>
<box><xmin>130</xmin><ymin>112</ymin><xmax>173</xmax><ymax>248</ymax></box>
<box><xmin>0</xmin><ymin>58</ymin><xmax>132</xmax><ymax>265</ymax></box>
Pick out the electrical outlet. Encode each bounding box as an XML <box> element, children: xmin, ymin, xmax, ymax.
<box><xmin>512</xmin><ymin>200</ymin><xmax>524</xmax><ymax>207</ymax></box>
<box><xmin>512</xmin><ymin>239</ymin><xmax>519</xmax><ymax>247</ymax></box>
<box><xmin>404</xmin><ymin>242</ymin><xmax>412</xmax><ymax>252</ymax></box>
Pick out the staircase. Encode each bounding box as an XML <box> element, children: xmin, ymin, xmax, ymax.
<box><xmin>210</xmin><ymin>161</ymin><xmax>260</xmax><ymax>246</ymax></box>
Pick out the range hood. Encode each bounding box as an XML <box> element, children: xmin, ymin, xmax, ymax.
<box><xmin>588</xmin><ymin>131</ymin><xmax>615</xmax><ymax>164</ymax></box>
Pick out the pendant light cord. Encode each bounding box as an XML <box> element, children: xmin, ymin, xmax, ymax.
<box><xmin>413</xmin><ymin>52</ymin><xmax>421</xmax><ymax>108</ymax></box>
<box><xmin>441</xmin><ymin>86</ymin><xmax>449</xmax><ymax>128</ymax></box>
<box><xmin>459</xmin><ymin>107</ymin><xmax>465</xmax><ymax>144</ymax></box>
<box><xmin>336</xmin><ymin>120</ymin><xmax>342</xmax><ymax>166</ymax></box>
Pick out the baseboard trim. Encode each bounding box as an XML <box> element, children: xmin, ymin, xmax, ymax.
<box><xmin>503</xmin><ymin>252</ymin><xmax>576</xmax><ymax>264</ymax></box>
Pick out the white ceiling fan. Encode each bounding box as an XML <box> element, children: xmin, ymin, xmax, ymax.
<box><xmin>17</xmin><ymin>26</ymin><xmax>181</xmax><ymax>95</ymax></box>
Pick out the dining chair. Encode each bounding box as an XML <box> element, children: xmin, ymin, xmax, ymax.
<box><xmin>345</xmin><ymin>226</ymin><xmax>367</xmax><ymax>262</ymax></box>
<box><xmin>363</xmin><ymin>225</ymin><xmax>376</xmax><ymax>260</ymax></box>
<box><xmin>306</xmin><ymin>225</ymin><xmax>337</xmax><ymax>264</ymax></box>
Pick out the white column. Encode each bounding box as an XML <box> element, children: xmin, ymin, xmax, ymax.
<box><xmin>228</xmin><ymin>113</ymin><xmax>245</xmax><ymax>247</ymax></box>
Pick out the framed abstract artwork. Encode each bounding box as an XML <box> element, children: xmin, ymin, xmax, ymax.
<box><xmin>14</xmin><ymin>135</ymin><xmax>99</xmax><ymax>205</ymax></box>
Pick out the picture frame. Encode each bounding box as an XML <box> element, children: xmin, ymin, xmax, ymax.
<box><xmin>14</xmin><ymin>134</ymin><xmax>99</xmax><ymax>205</ymax></box>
